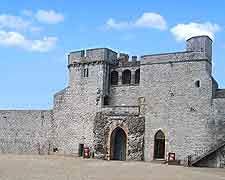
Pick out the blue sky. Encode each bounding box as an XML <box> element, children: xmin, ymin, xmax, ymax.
<box><xmin>0</xmin><ymin>0</ymin><xmax>224</xmax><ymax>109</ymax></box>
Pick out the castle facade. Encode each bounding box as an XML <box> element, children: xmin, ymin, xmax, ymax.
<box><xmin>0</xmin><ymin>36</ymin><xmax>225</xmax><ymax>167</ymax></box>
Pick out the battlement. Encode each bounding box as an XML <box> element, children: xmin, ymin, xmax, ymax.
<box><xmin>68</xmin><ymin>48</ymin><xmax>118</xmax><ymax>65</ymax></box>
<box><xmin>68</xmin><ymin>47</ymin><xmax>141</xmax><ymax>68</ymax></box>
<box><xmin>116</xmin><ymin>53</ymin><xmax>140</xmax><ymax>67</ymax></box>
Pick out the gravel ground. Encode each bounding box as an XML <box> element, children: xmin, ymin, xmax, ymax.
<box><xmin>0</xmin><ymin>154</ymin><xmax>225</xmax><ymax>180</ymax></box>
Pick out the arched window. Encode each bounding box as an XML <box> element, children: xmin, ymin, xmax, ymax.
<box><xmin>111</xmin><ymin>71</ymin><xmax>118</xmax><ymax>85</ymax></box>
<box><xmin>195</xmin><ymin>80</ymin><xmax>200</xmax><ymax>88</ymax></box>
<box><xmin>122</xmin><ymin>69</ymin><xmax>131</xmax><ymax>84</ymax></box>
<box><xmin>135</xmin><ymin>69</ymin><xmax>140</xmax><ymax>84</ymax></box>
<box><xmin>154</xmin><ymin>130</ymin><xmax>165</xmax><ymax>159</ymax></box>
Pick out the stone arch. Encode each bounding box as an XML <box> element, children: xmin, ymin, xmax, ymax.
<box><xmin>111</xmin><ymin>70</ymin><xmax>118</xmax><ymax>85</ymax></box>
<box><xmin>122</xmin><ymin>69</ymin><xmax>131</xmax><ymax>84</ymax></box>
<box><xmin>135</xmin><ymin>69</ymin><xmax>140</xmax><ymax>84</ymax></box>
<box><xmin>110</xmin><ymin>127</ymin><xmax>127</xmax><ymax>160</ymax></box>
<box><xmin>154</xmin><ymin>130</ymin><xmax>165</xmax><ymax>159</ymax></box>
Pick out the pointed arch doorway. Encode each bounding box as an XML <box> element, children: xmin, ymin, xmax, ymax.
<box><xmin>154</xmin><ymin>130</ymin><xmax>165</xmax><ymax>159</ymax></box>
<box><xmin>110</xmin><ymin>127</ymin><xmax>127</xmax><ymax>160</ymax></box>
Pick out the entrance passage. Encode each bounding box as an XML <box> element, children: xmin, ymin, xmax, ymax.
<box><xmin>110</xmin><ymin>127</ymin><xmax>126</xmax><ymax>160</ymax></box>
<box><xmin>154</xmin><ymin>130</ymin><xmax>165</xmax><ymax>159</ymax></box>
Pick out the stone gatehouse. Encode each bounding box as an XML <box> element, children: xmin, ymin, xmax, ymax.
<box><xmin>0</xmin><ymin>35</ymin><xmax>225</xmax><ymax>168</ymax></box>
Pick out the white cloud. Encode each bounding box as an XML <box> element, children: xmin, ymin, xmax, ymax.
<box><xmin>170</xmin><ymin>22</ymin><xmax>220</xmax><ymax>41</ymax></box>
<box><xmin>35</xmin><ymin>10</ymin><xmax>64</xmax><ymax>24</ymax></box>
<box><xmin>29</xmin><ymin>36</ymin><xmax>57</xmax><ymax>52</ymax></box>
<box><xmin>0</xmin><ymin>14</ymin><xmax>30</xmax><ymax>30</ymax></box>
<box><xmin>105</xmin><ymin>12</ymin><xmax>167</xmax><ymax>31</ymax></box>
<box><xmin>135</xmin><ymin>12</ymin><xmax>167</xmax><ymax>30</ymax></box>
<box><xmin>0</xmin><ymin>11</ymin><xmax>61</xmax><ymax>52</ymax></box>
<box><xmin>106</xmin><ymin>18</ymin><xmax>130</xmax><ymax>30</ymax></box>
<box><xmin>0</xmin><ymin>30</ymin><xmax>57</xmax><ymax>52</ymax></box>
<box><xmin>0</xmin><ymin>13</ymin><xmax>43</xmax><ymax>32</ymax></box>
<box><xmin>0</xmin><ymin>31</ymin><xmax>25</xmax><ymax>46</ymax></box>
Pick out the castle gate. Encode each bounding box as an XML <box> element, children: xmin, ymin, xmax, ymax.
<box><xmin>110</xmin><ymin>127</ymin><xmax>126</xmax><ymax>160</ymax></box>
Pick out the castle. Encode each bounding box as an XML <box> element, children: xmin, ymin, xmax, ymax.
<box><xmin>0</xmin><ymin>35</ymin><xmax>225</xmax><ymax>167</ymax></box>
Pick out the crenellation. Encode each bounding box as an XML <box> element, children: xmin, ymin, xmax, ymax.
<box><xmin>69</xmin><ymin>50</ymin><xmax>85</xmax><ymax>64</ymax></box>
<box><xmin>118</xmin><ymin>53</ymin><xmax>129</xmax><ymax>66</ymax></box>
<box><xmin>132</xmin><ymin>56</ymin><xmax>137</xmax><ymax>62</ymax></box>
<box><xmin>68</xmin><ymin>48</ymin><xmax>118</xmax><ymax>66</ymax></box>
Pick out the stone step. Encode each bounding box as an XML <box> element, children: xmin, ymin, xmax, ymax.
<box><xmin>191</xmin><ymin>141</ymin><xmax>225</xmax><ymax>166</ymax></box>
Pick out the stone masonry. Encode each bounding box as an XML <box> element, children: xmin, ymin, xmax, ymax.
<box><xmin>0</xmin><ymin>35</ymin><xmax>225</xmax><ymax>167</ymax></box>
<box><xmin>0</xmin><ymin>110</ymin><xmax>53</xmax><ymax>154</ymax></box>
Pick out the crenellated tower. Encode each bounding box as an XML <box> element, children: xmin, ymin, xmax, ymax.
<box><xmin>68</xmin><ymin>48</ymin><xmax>117</xmax><ymax>106</ymax></box>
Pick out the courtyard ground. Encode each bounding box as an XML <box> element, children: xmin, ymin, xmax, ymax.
<box><xmin>0</xmin><ymin>154</ymin><xmax>225</xmax><ymax>180</ymax></box>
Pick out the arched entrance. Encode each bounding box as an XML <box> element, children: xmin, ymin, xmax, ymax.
<box><xmin>154</xmin><ymin>130</ymin><xmax>165</xmax><ymax>159</ymax></box>
<box><xmin>110</xmin><ymin>127</ymin><xmax>126</xmax><ymax>160</ymax></box>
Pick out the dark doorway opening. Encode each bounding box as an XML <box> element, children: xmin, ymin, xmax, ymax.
<box><xmin>135</xmin><ymin>69</ymin><xmax>140</xmax><ymax>84</ymax></box>
<box><xmin>103</xmin><ymin>95</ymin><xmax>109</xmax><ymax>106</ymax></box>
<box><xmin>111</xmin><ymin>71</ymin><xmax>118</xmax><ymax>85</ymax></box>
<box><xmin>122</xmin><ymin>70</ymin><xmax>131</xmax><ymax>84</ymax></box>
<box><xmin>154</xmin><ymin>130</ymin><xmax>165</xmax><ymax>159</ymax></box>
<box><xmin>110</xmin><ymin>127</ymin><xmax>126</xmax><ymax>160</ymax></box>
<box><xmin>78</xmin><ymin>144</ymin><xmax>84</xmax><ymax>157</ymax></box>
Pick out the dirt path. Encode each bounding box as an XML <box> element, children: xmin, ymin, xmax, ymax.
<box><xmin>0</xmin><ymin>154</ymin><xmax>224</xmax><ymax>180</ymax></box>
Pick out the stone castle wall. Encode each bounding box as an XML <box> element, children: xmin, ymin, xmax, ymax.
<box><xmin>213</xmin><ymin>98</ymin><xmax>225</xmax><ymax>141</ymax></box>
<box><xmin>0</xmin><ymin>110</ymin><xmax>53</xmax><ymax>154</ymax></box>
<box><xmin>110</xmin><ymin>85</ymin><xmax>140</xmax><ymax>106</ymax></box>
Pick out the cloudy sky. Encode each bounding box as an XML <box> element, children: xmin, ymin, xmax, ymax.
<box><xmin>0</xmin><ymin>0</ymin><xmax>224</xmax><ymax>109</ymax></box>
